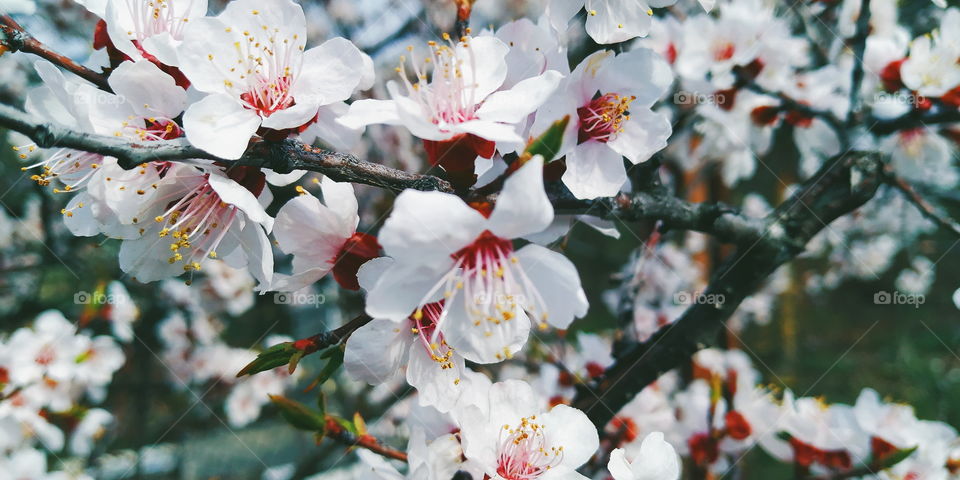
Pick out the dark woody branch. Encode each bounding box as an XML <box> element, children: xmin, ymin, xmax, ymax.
<box><xmin>0</xmin><ymin>15</ymin><xmax>113</xmax><ymax>92</ymax></box>
<box><xmin>572</xmin><ymin>152</ymin><xmax>885</xmax><ymax>429</ymax></box>
<box><xmin>0</xmin><ymin>102</ymin><xmax>769</xmax><ymax>245</ymax></box>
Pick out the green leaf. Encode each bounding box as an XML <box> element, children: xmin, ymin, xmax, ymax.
<box><xmin>776</xmin><ymin>431</ymin><xmax>793</xmax><ymax>442</ymax></box>
<box><xmin>287</xmin><ymin>350</ymin><xmax>305</xmax><ymax>375</ymax></box>
<box><xmin>332</xmin><ymin>415</ymin><xmax>359</xmax><ymax>436</ymax></box>
<box><xmin>237</xmin><ymin>342</ymin><xmax>298</xmax><ymax>377</ymax></box>
<box><xmin>268</xmin><ymin>395</ymin><xmax>326</xmax><ymax>432</ymax></box>
<box><xmin>876</xmin><ymin>446</ymin><xmax>918</xmax><ymax>470</ymax></box>
<box><xmin>304</xmin><ymin>347</ymin><xmax>344</xmax><ymax>391</ymax></box>
<box><xmin>522</xmin><ymin>115</ymin><xmax>569</xmax><ymax>162</ymax></box>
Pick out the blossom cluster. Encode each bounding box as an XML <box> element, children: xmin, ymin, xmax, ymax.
<box><xmin>0</xmin><ymin>311</ymin><xmax>125</xmax><ymax>479</ymax></box>
<box><xmin>4</xmin><ymin>0</ymin><xmax>960</xmax><ymax>477</ymax></box>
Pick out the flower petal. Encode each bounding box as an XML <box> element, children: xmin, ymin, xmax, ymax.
<box><xmin>632</xmin><ymin>432</ymin><xmax>681</xmax><ymax>480</ymax></box>
<box><xmin>108</xmin><ymin>60</ymin><xmax>186</xmax><ymax>118</ymax></box>
<box><xmin>562</xmin><ymin>141</ymin><xmax>627</xmax><ymax>199</ymax></box>
<box><xmin>607</xmin><ymin>448</ymin><xmax>635</xmax><ymax>480</ymax></box>
<box><xmin>406</xmin><ymin>345</ymin><xmax>465</xmax><ymax>413</ymax></box>
<box><xmin>476</xmin><ymin>71</ymin><xmax>564</xmax><ymax>124</ymax></box>
<box><xmin>442</xmin><ymin>292</ymin><xmax>531</xmax><ymax>364</ymax></box>
<box><xmin>183</xmin><ymin>94</ymin><xmax>261</xmax><ymax>159</ymax></box>
<box><xmin>343</xmin><ymin>318</ymin><xmax>409</xmax><ymax>385</ymax></box>
<box><xmin>487</xmin><ymin>156</ymin><xmax>553</xmax><ymax>239</ymax></box>
<box><xmin>607</xmin><ymin>108</ymin><xmax>671</xmax><ymax>165</ymax></box>
<box><xmin>379</xmin><ymin>190</ymin><xmax>486</xmax><ymax>262</ymax></box>
<box><xmin>514</xmin><ymin>244</ymin><xmax>588</xmax><ymax>329</ymax></box>
<box><xmin>295</xmin><ymin>38</ymin><xmax>370</xmax><ymax>105</ymax></box>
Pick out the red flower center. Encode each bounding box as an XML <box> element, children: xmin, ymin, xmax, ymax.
<box><xmin>577</xmin><ymin>93</ymin><xmax>635</xmax><ymax>143</ymax></box>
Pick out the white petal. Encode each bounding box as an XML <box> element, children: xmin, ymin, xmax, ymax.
<box><xmin>304</xmin><ymin>102</ymin><xmax>364</xmax><ymax>150</ymax></box>
<box><xmin>265</xmin><ymin>269</ymin><xmax>330</xmax><ymax>292</ymax></box>
<box><xmin>487</xmin><ymin>156</ymin><xmax>553</xmax><ymax>239</ymax></box>
<box><xmin>454</xmin><ymin>120</ymin><xmax>523</xmax><ymax>143</ymax></box>
<box><xmin>584</xmin><ymin>0</ymin><xmax>654</xmax><ymax>44</ymax></box>
<box><xmin>379</xmin><ymin>190</ymin><xmax>486</xmax><ymax>262</ymax></box>
<box><xmin>632</xmin><ymin>432</ymin><xmax>681</xmax><ymax>480</ymax></box>
<box><xmin>207</xmin><ymin>172</ymin><xmax>272</xmax><ymax>229</ymax></box>
<box><xmin>406</xmin><ymin>345</ymin><xmax>465</xmax><ymax>413</ymax></box>
<box><xmin>562</xmin><ymin>142</ymin><xmax>627</xmax><ymax>199</ymax></box>
<box><xmin>476</xmin><ymin>71</ymin><xmax>564</xmax><ymax>124</ymax></box>
<box><xmin>514</xmin><ymin>244</ymin><xmax>588</xmax><ymax>329</ymax></box>
<box><xmin>108</xmin><ymin>60</ymin><xmax>187</xmax><ymax>119</ymax></box>
<box><xmin>539</xmin><ymin>465</ymin><xmax>592</xmax><ymax>480</ymax></box>
<box><xmin>63</xmin><ymin>192</ymin><xmax>101</xmax><ymax>237</ymax></box>
<box><xmin>607</xmin><ymin>109</ymin><xmax>671</xmax><ymax>165</ymax></box>
<box><xmin>338</xmin><ymin>98</ymin><xmax>402</xmax><ymax>130</ymax></box>
<box><xmin>259</xmin><ymin>101</ymin><xmax>319</xmax><ymax>130</ymax></box>
<box><xmin>442</xmin><ymin>292</ymin><xmax>531</xmax><ymax>364</ymax></box>
<box><xmin>343</xmin><ymin>318</ymin><xmax>408</xmax><ymax>384</ymax></box>
<box><xmin>295</xmin><ymin>38</ymin><xmax>368</xmax><ymax>105</ymax></box>
<box><xmin>264</xmin><ymin>170</ymin><xmax>307</xmax><ymax>187</ymax></box>
<box><xmin>357</xmin><ymin>256</ymin><xmax>394</xmax><ymax>293</ymax></box>
<box><xmin>488</xmin><ymin>379</ymin><xmax>540</xmax><ymax>424</ymax></box>
<box><xmin>596</xmin><ymin>48</ymin><xmax>673</xmax><ymax>107</ymax></box>
<box><xmin>183</xmin><ymin>94</ymin><xmax>261</xmax><ymax>159</ymax></box>
<box><xmin>546</xmin><ymin>0</ymin><xmax>585</xmax><ymax>32</ymax></box>
<box><xmin>178</xmin><ymin>17</ymin><xmax>245</xmax><ymax>95</ymax></box>
<box><xmin>540</xmin><ymin>405</ymin><xmax>599</xmax><ymax>469</ymax></box>
<box><xmin>231</xmin><ymin>219</ymin><xmax>274</xmax><ymax>287</ymax></box>
<box><xmin>273</xmin><ymin>194</ymin><xmax>346</xmax><ymax>267</ymax></box>
<box><xmin>365</xmin><ymin>261</ymin><xmax>451</xmax><ymax>321</ymax></box>
<box><xmin>320</xmin><ymin>176</ymin><xmax>359</xmax><ymax>230</ymax></box>
<box><xmin>608</xmin><ymin>449</ymin><xmax>635</xmax><ymax>480</ymax></box>
<box><xmin>140</xmin><ymin>31</ymin><xmax>181</xmax><ymax>66</ymax></box>
<box><xmin>459</xmin><ymin>36</ymin><xmax>510</xmax><ymax>102</ymax></box>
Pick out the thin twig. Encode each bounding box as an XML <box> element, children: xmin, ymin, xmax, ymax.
<box><xmin>0</xmin><ymin>16</ymin><xmax>112</xmax><ymax>92</ymax></box>
<box><xmin>884</xmin><ymin>167</ymin><xmax>960</xmax><ymax>238</ymax></box>
<box><xmin>847</xmin><ymin>0</ymin><xmax>872</xmax><ymax>125</ymax></box>
<box><xmin>0</xmin><ymin>102</ymin><xmax>771</xmax><ymax>244</ymax></box>
<box><xmin>324</xmin><ymin>417</ymin><xmax>408</xmax><ymax>462</ymax></box>
<box><xmin>293</xmin><ymin>315</ymin><xmax>372</xmax><ymax>354</ymax></box>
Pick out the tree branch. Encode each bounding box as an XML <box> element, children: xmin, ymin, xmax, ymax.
<box><xmin>868</xmin><ymin>108</ymin><xmax>960</xmax><ymax>135</ymax></box>
<box><xmin>847</xmin><ymin>0</ymin><xmax>871</xmax><ymax>125</ymax></box>
<box><xmin>0</xmin><ymin>16</ymin><xmax>112</xmax><ymax>92</ymax></box>
<box><xmin>883</xmin><ymin>167</ymin><xmax>960</xmax><ymax>238</ymax></box>
<box><xmin>572</xmin><ymin>152</ymin><xmax>884</xmax><ymax>429</ymax></box>
<box><xmin>1</xmin><ymin>102</ymin><xmax>771</xmax><ymax>245</ymax></box>
<box><xmin>292</xmin><ymin>315</ymin><xmax>372</xmax><ymax>355</ymax></box>
<box><xmin>0</xmin><ymin>102</ymin><xmax>455</xmax><ymax>194</ymax></box>
<box><xmin>324</xmin><ymin>417</ymin><xmax>408</xmax><ymax>462</ymax></box>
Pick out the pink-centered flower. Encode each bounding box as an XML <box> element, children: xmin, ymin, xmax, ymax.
<box><xmin>269</xmin><ymin>177</ymin><xmax>379</xmax><ymax>292</ymax></box>
<box><xmin>345</xmin><ymin>295</ymin><xmax>467</xmax><ymax>413</ymax></box>
<box><xmin>104</xmin><ymin>0</ymin><xmax>208</xmax><ymax>68</ymax></box>
<box><xmin>177</xmin><ymin>0</ymin><xmax>372</xmax><ymax>159</ymax></box>
<box><xmin>458</xmin><ymin>379</ymin><xmax>599</xmax><ymax>480</ymax></box>
<box><xmin>117</xmin><ymin>166</ymin><xmax>274</xmax><ymax>286</ymax></box>
<box><xmin>363</xmin><ymin>157</ymin><xmax>588</xmax><ymax>364</ymax></box>
<box><xmin>547</xmin><ymin>0</ymin><xmax>679</xmax><ymax>45</ymax></box>
<box><xmin>607</xmin><ymin>432</ymin><xmax>681</xmax><ymax>480</ymax></box>
<box><xmin>531</xmin><ymin>48</ymin><xmax>672</xmax><ymax>199</ymax></box>
<box><xmin>339</xmin><ymin>34</ymin><xmax>562</xmax><ymax>184</ymax></box>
